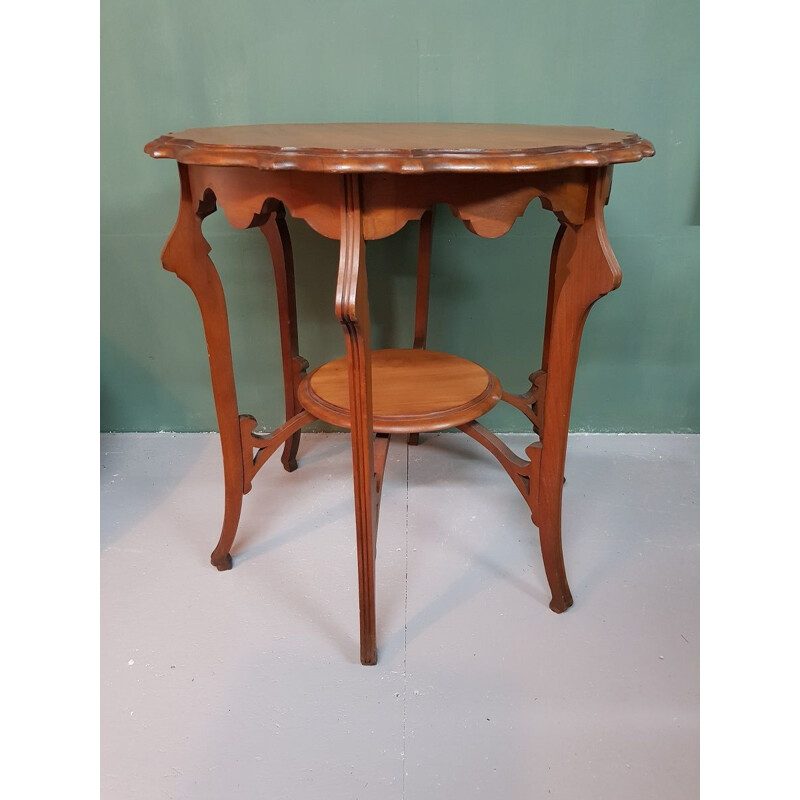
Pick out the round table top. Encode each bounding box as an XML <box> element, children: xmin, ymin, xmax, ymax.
<box><xmin>144</xmin><ymin>122</ymin><xmax>654</xmax><ymax>173</ymax></box>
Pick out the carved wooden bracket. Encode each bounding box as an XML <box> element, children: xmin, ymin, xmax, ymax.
<box><xmin>458</xmin><ymin>421</ymin><xmax>543</xmax><ymax>526</ymax></box>
<box><xmin>501</xmin><ymin>370</ymin><xmax>547</xmax><ymax>436</ymax></box>
<box><xmin>373</xmin><ymin>434</ymin><xmax>391</xmax><ymax>534</ymax></box>
<box><xmin>161</xmin><ymin>175</ymin><xmax>216</xmax><ymax>283</ymax></box>
<box><xmin>239</xmin><ymin>411</ymin><xmax>316</xmax><ymax>493</ymax></box>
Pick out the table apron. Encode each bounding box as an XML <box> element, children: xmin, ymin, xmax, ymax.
<box><xmin>186</xmin><ymin>165</ymin><xmax>598</xmax><ymax>239</ymax></box>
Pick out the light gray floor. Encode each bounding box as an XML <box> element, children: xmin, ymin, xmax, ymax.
<box><xmin>101</xmin><ymin>432</ymin><xmax>698</xmax><ymax>799</ymax></box>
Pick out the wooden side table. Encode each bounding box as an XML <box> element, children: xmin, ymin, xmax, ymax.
<box><xmin>144</xmin><ymin>123</ymin><xmax>654</xmax><ymax>664</ymax></box>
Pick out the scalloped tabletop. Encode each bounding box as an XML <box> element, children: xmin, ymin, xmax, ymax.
<box><xmin>145</xmin><ymin>122</ymin><xmax>654</xmax><ymax>173</ymax></box>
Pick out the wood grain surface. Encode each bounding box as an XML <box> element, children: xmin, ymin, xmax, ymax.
<box><xmin>145</xmin><ymin>122</ymin><xmax>654</xmax><ymax>173</ymax></box>
<box><xmin>298</xmin><ymin>349</ymin><xmax>502</xmax><ymax>434</ymax></box>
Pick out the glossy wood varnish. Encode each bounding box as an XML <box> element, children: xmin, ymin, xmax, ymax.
<box><xmin>146</xmin><ymin>122</ymin><xmax>653</xmax><ymax>172</ymax></box>
<box><xmin>146</xmin><ymin>123</ymin><xmax>654</xmax><ymax>664</ymax></box>
<box><xmin>299</xmin><ymin>349</ymin><xmax>502</xmax><ymax>434</ymax></box>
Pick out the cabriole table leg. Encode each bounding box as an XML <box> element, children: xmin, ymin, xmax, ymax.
<box><xmin>537</xmin><ymin>167</ymin><xmax>621</xmax><ymax>611</ymax></box>
<box><xmin>161</xmin><ymin>164</ymin><xmax>245</xmax><ymax>571</ymax></box>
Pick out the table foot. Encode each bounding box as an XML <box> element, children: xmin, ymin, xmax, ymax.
<box><xmin>407</xmin><ymin>433</ymin><xmax>420</xmax><ymax>446</ymax></box>
<box><xmin>281</xmin><ymin>430</ymin><xmax>301</xmax><ymax>472</ymax></box>
<box><xmin>360</xmin><ymin>645</ymin><xmax>377</xmax><ymax>666</ymax></box>
<box><xmin>548</xmin><ymin>591</ymin><xmax>573</xmax><ymax>614</ymax></box>
<box><xmin>208</xmin><ymin>495</ymin><xmax>243</xmax><ymax>571</ymax></box>
<box><xmin>537</xmin><ymin>510</ymin><xmax>574</xmax><ymax>614</ymax></box>
<box><xmin>211</xmin><ymin>552</ymin><xmax>233</xmax><ymax>571</ymax></box>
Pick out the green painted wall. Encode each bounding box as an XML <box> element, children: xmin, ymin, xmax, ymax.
<box><xmin>101</xmin><ymin>0</ymin><xmax>698</xmax><ymax>433</ymax></box>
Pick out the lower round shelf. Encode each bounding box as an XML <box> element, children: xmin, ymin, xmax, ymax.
<box><xmin>298</xmin><ymin>348</ymin><xmax>502</xmax><ymax>434</ymax></box>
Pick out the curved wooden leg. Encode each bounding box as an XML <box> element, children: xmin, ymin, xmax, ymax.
<box><xmin>408</xmin><ymin>207</ymin><xmax>434</xmax><ymax>447</ymax></box>
<box><xmin>161</xmin><ymin>165</ymin><xmax>244</xmax><ymax>571</ymax></box>
<box><xmin>260</xmin><ymin>204</ymin><xmax>308</xmax><ymax>473</ymax></box>
<box><xmin>538</xmin><ymin>168</ymin><xmax>621</xmax><ymax>611</ymax></box>
<box><xmin>337</xmin><ymin>175</ymin><xmax>378</xmax><ymax>665</ymax></box>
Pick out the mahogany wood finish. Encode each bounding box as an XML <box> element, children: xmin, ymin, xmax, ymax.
<box><xmin>240</xmin><ymin>411</ymin><xmax>316</xmax><ymax>494</ymax></box>
<box><xmin>146</xmin><ymin>123</ymin><xmax>653</xmax><ymax>664</ymax></box>
<box><xmin>172</xmin><ymin>163</ymin><xmax>599</xmax><ymax>241</ymax></box>
<box><xmin>260</xmin><ymin>204</ymin><xmax>308</xmax><ymax>472</ymax></box>
<box><xmin>145</xmin><ymin>123</ymin><xmax>653</xmax><ymax>173</ymax></box>
<box><xmin>412</xmin><ymin>209</ymin><xmax>434</xmax><ymax>351</ymax></box>
<box><xmin>336</xmin><ymin>174</ymin><xmax>379</xmax><ymax>665</ymax></box>
<box><xmin>502</xmin><ymin>370</ymin><xmax>547</xmax><ymax>435</ymax></box>
<box><xmin>408</xmin><ymin>208</ymin><xmax>434</xmax><ymax>446</ymax></box>
<box><xmin>535</xmin><ymin>168</ymin><xmax>621</xmax><ymax>612</ymax></box>
<box><xmin>298</xmin><ymin>349</ymin><xmax>502</xmax><ymax>434</ymax></box>
<box><xmin>160</xmin><ymin>164</ymin><xmax>244</xmax><ymax>573</ymax></box>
